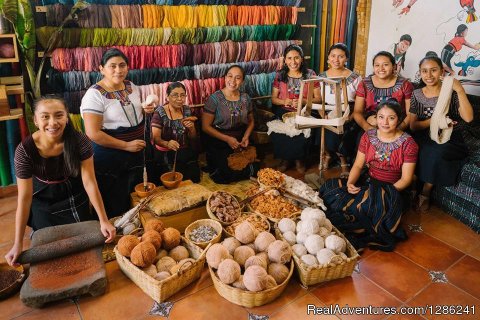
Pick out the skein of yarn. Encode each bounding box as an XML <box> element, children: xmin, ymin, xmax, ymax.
<box><xmin>430</xmin><ymin>76</ymin><xmax>454</xmax><ymax>144</ymax></box>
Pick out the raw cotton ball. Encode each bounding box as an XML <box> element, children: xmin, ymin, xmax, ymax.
<box><xmin>301</xmin><ymin>207</ymin><xmax>326</xmax><ymax>225</ymax></box>
<box><xmin>206</xmin><ymin>243</ymin><xmax>230</xmax><ymax>269</ymax></box>
<box><xmin>301</xmin><ymin>254</ymin><xmax>318</xmax><ymax>266</ymax></box>
<box><xmin>267</xmin><ymin>240</ymin><xmax>292</xmax><ymax>264</ymax></box>
<box><xmin>142</xmin><ymin>264</ymin><xmax>158</xmax><ymax>277</ymax></box>
<box><xmin>265</xmin><ymin>275</ymin><xmax>277</xmax><ymax>289</ymax></box>
<box><xmin>304</xmin><ymin>234</ymin><xmax>324</xmax><ymax>255</ymax></box>
<box><xmin>318</xmin><ymin>227</ymin><xmax>329</xmax><ymax>237</ymax></box>
<box><xmin>222</xmin><ymin>237</ymin><xmax>241</xmax><ymax>256</ymax></box>
<box><xmin>233</xmin><ymin>245</ymin><xmax>255</xmax><ymax>267</ymax></box>
<box><xmin>296</xmin><ymin>232</ymin><xmax>308</xmax><ymax>245</ymax></box>
<box><xmin>243</xmin><ymin>265</ymin><xmax>268</xmax><ymax>292</ymax></box>
<box><xmin>156</xmin><ymin>256</ymin><xmax>177</xmax><ymax>273</ymax></box>
<box><xmin>169</xmin><ymin>245</ymin><xmax>190</xmax><ymax>262</ymax></box>
<box><xmin>282</xmin><ymin>231</ymin><xmax>296</xmax><ymax>245</ymax></box>
<box><xmin>296</xmin><ymin>220</ymin><xmax>303</xmax><ymax>233</ymax></box>
<box><xmin>145</xmin><ymin>219</ymin><xmax>165</xmax><ymax>233</ymax></box>
<box><xmin>154</xmin><ymin>249</ymin><xmax>168</xmax><ymax>263</ymax></box>
<box><xmin>322</xmin><ymin>219</ymin><xmax>333</xmax><ymax>232</ymax></box>
<box><xmin>256</xmin><ymin>252</ymin><xmax>269</xmax><ymax>265</ymax></box>
<box><xmin>217</xmin><ymin>259</ymin><xmax>241</xmax><ymax>284</ymax></box>
<box><xmin>232</xmin><ymin>275</ymin><xmax>247</xmax><ymax>290</ymax></box>
<box><xmin>278</xmin><ymin>218</ymin><xmax>296</xmax><ymax>233</ymax></box>
<box><xmin>131</xmin><ymin>242</ymin><xmax>156</xmax><ymax>267</ymax></box>
<box><xmin>292</xmin><ymin>243</ymin><xmax>307</xmax><ymax>257</ymax></box>
<box><xmin>254</xmin><ymin>231</ymin><xmax>276</xmax><ymax>252</ymax></box>
<box><xmin>117</xmin><ymin>235</ymin><xmax>140</xmax><ymax>257</ymax></box>
<box><xmin>325</xmin><ymin>235</ymin><xmax>347</xmax><ymax>254</ymax></box>
<box><xmin>244</xmin><ymin>255</ymin><xmax>268</xmax><ymax>270</ymax></box>
<box><xmin>267</xmin><ymin>263</ymin><xmax>290</xmax><ymax>284</ymax></box>
<box><xmin>122</xmin><ymin>222</ymin><xmax>136</xmax><ymax>235</ymax></box>
<box><xmin>154</xmin><ymin>271</ymin><xmax>171</xmax><ymax>281</ymax></box>
<box><xmin>316</xmin><ymin>248</ymin><xmax>336</xmax><ymax>266</ymax></box>
<box><xmin>245</xmin><ymin>242</ymin><xmax>257</xmax><ymax>253</ymax></box>
<box><xmin>299</xmin><ymin>218</ymin><xmax>320</xmax><ymax>235</ymax></box>
<box><xmin>234</xmin><ymin>221</ymin><xmax>256</xmax><ymax>244</ymax></box>
<box><xmin>142</xmin><ymin>230</ymin><xmax>162</xmax><ymax>250</ymax></box>
<box><xmin>161</xmin><ymin>228</ymin><xmax>181</xmax><ymax>250</ymax></box>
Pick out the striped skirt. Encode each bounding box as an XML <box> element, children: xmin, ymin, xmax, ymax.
<box><xmin>319</xmin><ymin>177</ymin><xmax>407</xmax><ymax>251</ymax></box>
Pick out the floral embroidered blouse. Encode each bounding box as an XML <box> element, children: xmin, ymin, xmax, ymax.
<box><xmin>151</xmin><ymin>105</ymin><xmax>192</xmax><ymax>149</ymax></box>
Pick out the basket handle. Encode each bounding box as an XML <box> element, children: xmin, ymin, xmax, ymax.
<box><xmin>177</xmin><ymin>260</ymin><xmax>194</xmax><ymax>275</ymax></box>
<box><xmin>198</xmin><ymin>242</ymin><xmax>212</xmax><ymax>261</ymax></box>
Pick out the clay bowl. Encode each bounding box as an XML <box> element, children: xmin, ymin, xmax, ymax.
<box><xmin>160</xmin><ymin>172</ymin><xmax>183</xmax><ymax>189</ymax></box>
<box><xmin>0</xmin><ymin>263</ymin><xmax>26</xmax><ymax>300</ymax></box>
<box><xmin>134</xmin><ymin>182</ymin><xmax>156</xmax><ymax>198</ymax></box>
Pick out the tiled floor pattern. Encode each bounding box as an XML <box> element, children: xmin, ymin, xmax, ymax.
<box><xmin>1</xmin><ymin>164</ymin><xmax>479</xmax><ymax>320</ymax></box>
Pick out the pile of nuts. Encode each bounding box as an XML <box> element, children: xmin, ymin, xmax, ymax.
<box><xmin>209</xmin><ymin>191</ymin><xmax>241</xmax><ymax>223</ymax></box>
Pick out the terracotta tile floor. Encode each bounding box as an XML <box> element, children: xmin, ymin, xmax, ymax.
<box><xmin>1</xmin><ymin>164</ymin><xmax>479</xmax><ymax>320</ymax></box>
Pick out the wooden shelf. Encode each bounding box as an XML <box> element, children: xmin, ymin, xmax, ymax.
<box><xmin>0</xmin><ymin>108</ymin><xmax>23</xmax><ymax>121</ymax></box>
<box><xmin>0</xmin><ymin>34</ymin><xmax>19</xmax><ymax>63</ymax></box>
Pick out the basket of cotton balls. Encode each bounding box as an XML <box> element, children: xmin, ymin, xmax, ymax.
<box><xmin>206</xmin><ymin>221</ymin><xmax>294</xmax><ymax>307</ymax></box>
<box><xmin>114</xmin><ymin>225</ymin><xmax>209</xmax><ymax>303</ymax></box>
<box><xmin>274</xmin><ymin>207</ymin><xmax>359</xmax><ymax>287</ymax></box>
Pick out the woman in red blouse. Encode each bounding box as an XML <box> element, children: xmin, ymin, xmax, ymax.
<box><xmin>353</xmin><ymin>51</ymin><xmax>413</xmax><ymax>133</ymax></box>
<box><xmin>320</xmin><ymin>99</ymin><xmax>418</xmax><ymax>251</ymax></box>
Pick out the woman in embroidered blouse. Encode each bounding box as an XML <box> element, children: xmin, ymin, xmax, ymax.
<box><xmin>318</xmin><ymin>43</ymin><xmax>362</xmax><ymax>178</ymax></box>
<box><xmin>353</xmin><ymin>51</ymin><xmax>413</xmax><ymax>133</ymax></box>
<box><xmin>270</xmin><ymin>44</ymin><xmax>321</xmax><ymax>173</ymax></box>
<box><xmin>409</xmin><ymin>56</ymin><xmax>473</xmax><ymax>211</ymax></box>
<box><xmin>81</xmin><ymin>48</ymin><xmax>155</xmax><ymax>217</ymax></box>
<box><xmin>151</xmin><ymin>82</ymin><xmax>200</xmax><ymax>183</ymax></box>
<box><xmin>5</xmin><ymin>97</ymin><xmax>115</xmax><ymax>266</ymax></box>
<box><xmin>202</xmin><ymin>65</ymin><xmax>258</xmax><ymax>184</ymax></box>
<box><xmin>320</xmin><ymin>99</ymin><xmax>418</xmax><ymax>251</ymax></box>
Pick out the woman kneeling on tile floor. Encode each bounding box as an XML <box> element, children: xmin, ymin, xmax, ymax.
<box><xmin>5</xmin><ymin>96</ymin><xmax>116</xmax><ymax>267</ymax></box>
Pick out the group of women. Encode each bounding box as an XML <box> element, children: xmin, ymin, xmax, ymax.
<box><xmin>5</xmin><ymin>42</ymin><xmax>475</xmax><ymax>266</ymax></box>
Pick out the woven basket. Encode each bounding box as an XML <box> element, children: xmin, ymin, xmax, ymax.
<box><xmin>282</xmin><ymin>112</ymin><xmax>296</xmax><ymax>123</ymax></box>
<box><xmin>223</xmin><ymin>212</ymin><xmax>270</xmax><ymax>238</ymax></box>
<box><xmin>114</xmin><ymin>237</ymin><xmax>208</xmax><ymax>303</ymax></box>
<box><xmin>185</xmin><ymin>219</ymin><xmax>223</xmax><ymax>249</ymax></box>
<box><xmin>209</xmin><ymin>260</ymin><xmax>294</xmax><ymax>307</ymax></box>
<box><xmin>252</xmin><ymin>130</ymin><xmax>270</xmax><ymax>145</ymax></box>
<box><xmin>206</xmin><ymin>191</ymin><xmax>242</xmax><ymax>226</ymax></box>
<box><xmin>274</xmin><ymin>221</ymin><xmax>359</xmax><ymax>287</ymax></box>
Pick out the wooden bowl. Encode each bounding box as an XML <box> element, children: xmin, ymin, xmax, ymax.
<box><xmin>160</xmin><ymin>172</ymin><xmax>183</xmax><ymax>189</ymax></box>
<box><xmin>135</xmin><ymin>182</ymin><xmax>156</xmax><ymax>198</ymax></box>
<box><xmin>185</xmin><ymin>219</ymin><xmax>223</xmax><ymax>249</ymax></box>
<box><xmin>0</xmin><ymin>263</ymin><xmax>26</xmax><ymax>300</ymax></box>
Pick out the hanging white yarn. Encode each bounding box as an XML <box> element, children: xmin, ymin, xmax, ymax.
<box><xmin>430</xmin><ymin>76</ymin><xmax>454</xmax><ymax>144</ymax></box>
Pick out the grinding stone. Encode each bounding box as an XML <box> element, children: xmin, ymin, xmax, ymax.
<box><xmin>20</xmin><ymin>221</ymin><xmax>107</xmax><ymax>308</ymax></box>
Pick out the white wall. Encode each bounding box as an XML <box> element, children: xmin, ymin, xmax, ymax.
<box><xmin>366</xmin><ymin>0</ymin><xmax>480</xmax><ymax>95</ymax></box>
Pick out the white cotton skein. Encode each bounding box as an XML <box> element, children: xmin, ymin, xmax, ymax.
<box><xmin>296</xmin><ymin>220</ymin><xmax>303</xmax><ymax>233</ymax></box>
<box><xmin>301</xmin><ymin>208</ymin><xmax>326</xmax><ymax>226</ymax></box>
<box><xmin>316</xmin><ymin>248</ymin><xmax>336</xmax><ymax>266</ymax></box>
<box><xmin>318</xmin><ymin>227</ymin><xmax>329</xmax><ymax>237</ymax></box>
<box><xmin>292</xmin><ymin>244</ymin><xmax>307</xmax><ymax>257</ymax></box>
<box><xmin>299</xmin><ymin>218</ymin><xmax>319</xmax><ymax>235</ymax></box>
<box><xmin>143</xmin><ymin>94</ymin><xmax>159</xmax><ymax>107</ymax></box>
<box><xmin>301</xmin><ymin>254</ymin><xmax>318</xmax><ymax>266</ymax></box>
<box><xmin>304</xmin><ymin>234</ymin><xmax>324</xmax><ymax>255</ymax></box>
<box><xmin>282</xmin><ymin>231</ymin><xmax>296</xmax><ymax>245</ymax></box>
<box><xmin>322</xmin><ymin>219</ymin><xmax>333</xmax><ymax>232</ymax></box>
<box><xmin>278</xmin><ymin>218</ymin><xmax>296</xmax><ymax>233</ymax></box>
<box><xmin>325</xmin><ymin>234</ymin><xmax>347</xmax><ymax>254</ymax></box>
<box><xmin>296</xmin><ymin>232</ymin><xmax>308</xmax><ymax>245</ymax></box>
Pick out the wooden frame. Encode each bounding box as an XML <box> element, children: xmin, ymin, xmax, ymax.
<box><xmin>0</xmin><ymin>34</ymin><xmax>19</xmax><ymax>63</ymax></box>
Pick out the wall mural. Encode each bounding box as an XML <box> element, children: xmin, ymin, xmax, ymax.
<box><xmin>367</xmin><ymin>0</ymin><xmax>480</xmax><ymax>95</ymax></box>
